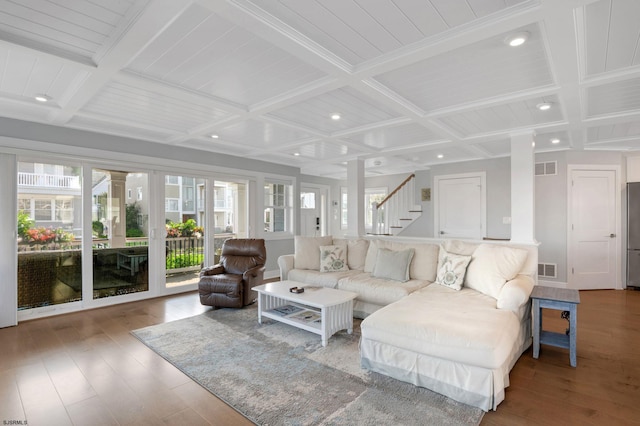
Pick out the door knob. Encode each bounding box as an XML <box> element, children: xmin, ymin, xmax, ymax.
<box><xmin>608</xmin><ymin>233</ymin><xmax>616</xmax><ymax>238</ymax></box>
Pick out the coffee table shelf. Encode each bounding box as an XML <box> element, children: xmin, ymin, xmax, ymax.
<box><xmin>254</xmin><ymin>281</ymin><xmax>358</xmax><ymax>346</ymax></box>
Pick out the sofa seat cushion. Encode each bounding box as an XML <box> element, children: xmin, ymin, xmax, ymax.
<box><xmin>360</xmin><ymin>284</ymin><xmax>520</xmax><ymax>369</ymax></box>
<box><xmin>288</xmin><ymin>269</ymin><xmax>360</xmax><ymax>289</ymax></box>
<box><xmin>337</xmin><ymin>272</ymin><xmax>430</xmax><ymax>306</ymax></box>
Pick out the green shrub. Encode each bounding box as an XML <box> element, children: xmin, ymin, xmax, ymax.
<box><xmin>166</xmin><ymin>253</ymin><xmax>204</xmax><ymax>269</ymax></box>
<box><xmin>17</xmin><ymin>212</ymin><xmax>34</xmax><ymax>238</ymax></box>
<box><xmin>126</xmin><ymin>228</ymin><xmax>144</xmax><ymax>238</ymax></box>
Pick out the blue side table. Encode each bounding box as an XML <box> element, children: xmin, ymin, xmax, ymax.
<box><xmin>531</xmin><ymin>286</ymin><xmax>580</xmax><ymax>367</ymax></box>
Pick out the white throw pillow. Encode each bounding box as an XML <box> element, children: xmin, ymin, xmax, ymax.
<box><xmin>465</xmin><ymin>244</ymin><xmax>528</xmax><ymax>299</ymax></box>
<box><xmin>319</xmin><ymin>245</ymin><xmax>349</xmax><ymax>272</ymax></box>
<box><xmin>434</xmin><ymin>247</ymin><xmax>472</xmax><ymax>291</ymax></box>
<box><xmin>294</xmin><ymin>236</ymin><xmax>333</xmax><ymax>270</ymax></box>
<box><xmin>372</xmin><ymin>248</ymin><xmax>415</xmax><ymax>282</ymax></box>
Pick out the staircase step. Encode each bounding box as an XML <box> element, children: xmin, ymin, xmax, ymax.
<box><xmin>390</xmin><ymin>226</ymin><xmax>403</xmax><ymax>229</ymax></box>
<box><xmin>399</xmin><ymin>218</ymin><xmax>412</xmax><ymax>221</ymax></box>
<box><xmin>409</xmin><ymin>210</ymin><xmax>422</xmax><ymax>213</ymax></box>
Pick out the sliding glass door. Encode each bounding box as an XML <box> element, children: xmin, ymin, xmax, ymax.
<box><xmin>17</xmin><ymin>161</ymin><xmax>82</xmax><ymax>310</ymax></box>
<box><xmin>165</xmin><ymin>175</ymin><xmax>206</xmax><ymax>288</ymax></box>
<box><xmin>213</xmin><ymin>180</ymin><xmax>248</xmax><ymax>261</ymax></box>
<box><xmin>91</xmin><ymin>169</ymin><xmax>149</xmax><ymax>299</ymax></box>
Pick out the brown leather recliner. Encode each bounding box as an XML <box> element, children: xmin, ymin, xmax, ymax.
<box><xmin>198</xmin><ymin>238</ymin><xmax>266</xmax><ymax>308</ymax></box>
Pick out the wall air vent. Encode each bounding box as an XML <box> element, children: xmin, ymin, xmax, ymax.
<box><xmin>535</xmin><ymin>161</ymin><xmax>557</xmax><ymax>176</ymax></box>
<box><xmin>538</xmin><ymin>263</ymin><xmax>557</xmax><ymax>278</ymax></box>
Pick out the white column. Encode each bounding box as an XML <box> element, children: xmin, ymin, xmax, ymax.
<box><xmin>108</xmin><ymin>171</ymin><xmax>128</xmax><ymax>248</ymax></box>
<box><xmin>347</xmin><ymin>159</ymin><xmax>365</xmax><ymax>237</ymax></box>
<box><xmin>510</xmin><ymin>131</ymin><xmax>536</xmax><ymax>244</ymax></box>
<box><xmin>0</xmin><ymin>153</ymin><xmax>17</xmax><ymax>327</ymax></box>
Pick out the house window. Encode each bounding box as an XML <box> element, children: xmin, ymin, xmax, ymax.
<box><xmin>127</xmin><ymin>188</ymin><xmax>132</xmax><ymax>199</ymax></box>
<box><xmin>54</xmin><ymin>199</ymin><xmax>74</xmax><ymax>222</ymax></box>
<box><xmin>365</xmin><ymin>187</ymin><xmax>387</xmax><ymax>230</ymax></box>
<box><xmin>165</xmin><ymin>199</ymin><xmax>179</xmax><ymax>212</ymax></box>
<box><xmin>264</xmin><ymin>181</ymin><xmax>292</xmax><ymax>233</ymax></box>
<box><xmin>137</xmin><ymin>187</ymin><xmax>143</xmax><ymax>200</ymax></box>
<box><xmin>165</xmin><ymin>175</ymin><xmax>179</xmax><ymax>185</ymax></box>
<box><xmin>34</xmin><ymin>199</ymin><xmax>52</xmax><ymax>220</ymax></box>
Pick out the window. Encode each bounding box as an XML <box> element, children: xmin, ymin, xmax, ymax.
<box><xmin>365</xmin><ymin>188</ymin><xmax>387</xmax><ymax>230</ymax></box>
<box><xmin>54</xmin><ymin>199</ymin><xmax>74</xmax><ymax>222</ymax></box>
<box><xmin>341</xmin><ymin>187</ymin><xmax>348</xmax><ymax>229</ymax></box>
<box><xmin>165</xmin><ymin>198</ymin><xmax>179</xmax><ymax>212</ymax></box>
<box><xmin>264</xmin><ymin>181</ymin><xmax>292</xmax><ymax>233</ymax></box>
<box><xmin>300</xmin><ymin>192</ymin><xmax>316</xmax><ymax>209</ymax></box>
<box><xmin>137</xmin><ymin>187</ymin><xmax>143</xmax><ymax>200</ymax></box>
<box><xmin>165</xmin><ymin>175</ymin><xmax>179</xmax><ymax>185</ymax></box>
<box><xmin>128</xmin><ymin>188</ymin><xmax>132</xmax><ymax>199</ymax></box>
<box><xmin>34</xmin><ymin>199</ymin><xmax>52</xmax><ymax>220</ymax></box>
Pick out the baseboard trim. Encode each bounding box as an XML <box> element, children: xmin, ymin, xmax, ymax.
<box><xmin>537</xmin><ymin>280</ymin><xmax>567</xmax><ymax>288</ymax></box>
<box><xmin>264</xmin><ymin>269</ymin><xmax>280</xmax><ymax>280</ymax></box>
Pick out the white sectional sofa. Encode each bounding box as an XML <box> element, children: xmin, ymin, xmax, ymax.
<box><xmin>277</xmin><ymin>235</ymin><xmax>538</xmax><ymax>411</ymax></box>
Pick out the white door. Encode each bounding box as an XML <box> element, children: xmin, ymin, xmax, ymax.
<box><xmin>568</xmin><ymin>168</ymin><xmax>619</xmax><ymax>289</ymax></box>
<box><xmin>300</xmin><ymin>187</ymin><xmax>321</xmax><ymax>237</ymax></box>
<box><xmin>435</xmin><ymin>173</ymin><xmax>486</xmax><ymax>239</ymax></box>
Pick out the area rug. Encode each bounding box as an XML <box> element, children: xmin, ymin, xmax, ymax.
<box><xmin>132</xmin><ymin>306</ymin><xmax>484</xmax><ymax>426</ymax></box>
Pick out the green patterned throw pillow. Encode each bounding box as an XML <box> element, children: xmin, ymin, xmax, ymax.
<box><xmin>435</xmin><ymin>247</ymin><xmax>472</xmax><ymax>290</ymax></box>
<box><xmin>319</xmin><ymin>245</ymin><xmax>349</xmax><ymax>272</ymax></box>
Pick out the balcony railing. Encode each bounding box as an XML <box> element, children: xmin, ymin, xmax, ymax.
<box><xmin>18</xmin><ymin>172</ymin><xmax>80</xmax><ymax>189</ymax></box>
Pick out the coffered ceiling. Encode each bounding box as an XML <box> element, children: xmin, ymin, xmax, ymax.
<box><xmin>0</xmin><ymin>0</ymin><xmax>639</xmax><ymax>178</ymax></box>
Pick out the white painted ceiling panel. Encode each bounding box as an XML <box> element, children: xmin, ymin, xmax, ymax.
<box><xmin>254</xmin><ymin>0</ymin><xmax>528</xmax><ymax>65</ymax></box>
<box><xmin>438</xmin><ymin>96</ymin><xmax>564</xmax><ymax>137</ymax></box>
<box><xmin>266</xmin><ymin>87</ymin><xmax>401</xmax><ymax>134</ymax></box>
<box><xmin>127</xmin><ymin>3</ymin><xmax>326</xmax><ymax>106</ymax></box>
<box><xmin>374</xmin><ymin>24</ymin><xmax>553</xmax><ymax>112</ymax></box>
<box><xmin>344</xmin><ymin>123</ymin><xmax>442</xmax><ymax>150</ymax></box>
<box><xmin>475</xmin><ymin>139</ymin><xmax>511</xmax><ymax>156</ymax></box>
<box><xmin>587</xmin><ymin>122</ymin><xmax>640</xmax><ymax>141</ymax></box>
<box><xmin>584</xmin><ymin>0</ymin><xmax>640</xmax><ymax>76</ymax></box>
<box><xmin>0</xmin><ymin>44</ymin><xmax>90</xmax><ymax>102</ymax></box>
<box><xmin>0</xmin><ymin>0</ymin><xmax>136</xmax><ymax>59</ymax></box>
<box><xmin>587</xmin><ymin>77</ymin><xmax>640</xmax><ymax>117</ymax></box>
<box><xmin>80</xmin><ymin>81</ymin><xmax>232</xmax><ymax>133</ymax></box>
<box><xmin>215</xmin><ymin>119</ymin><xmax>312</xmax><ymax>148</ymax></box>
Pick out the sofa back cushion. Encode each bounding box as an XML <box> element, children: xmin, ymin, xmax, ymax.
<box><xmin>389</xmin><ymin>241</ymin><xmax>439</xmax><ymax>282</ymax></box>
<box><xmin>465</xmin><ymin>243</ymin><xmax>528</xmax><ymax>299</ymax></box>
<box><xmin>364</xmin><ymin>240</ymin><xmax>389</xmax><ymax>273</ymax></box>
<box><xmin>294</xmin><ymin>235</ymin><xmax>333</xmax><ymax>270</ymax></box>
<box><xmin>346</xmin><ymin>239</ymin><xmax>369</xmax><ymax>270</ymax></box>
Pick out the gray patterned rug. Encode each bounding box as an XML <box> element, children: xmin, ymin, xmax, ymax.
<box><xmin>132</xmin><ymin>306</ymin><xmax>484</xmax><ymax>426</ymax></box>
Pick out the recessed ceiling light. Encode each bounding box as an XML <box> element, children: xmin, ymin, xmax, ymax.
<box><xmin>35</xmin><ymin>94</ymin><xmax>51</xmax><ymax>102</ymax></box>
<box><xmin>536</xmin><ymin>102</ymin><xmax>552</xmax><ymax>111</ymax></box>
<box><xmin>293</xmin><ymin>152</ymin><xmax>300</xmax><ymax>156</ymax></box>
<box><xmin>331</xmin><ymin>113</ymin><xmax>341</xmax><ymax>120</ymax></box>
<box><xmin>210</xmin><ymin>134</ymin><xmax>219</xmax><ymax>139</ymax></box>
<box><xmin>437</xmin><ymin>154</ymin><xmax>444</xmax><ymax>159</ymax></box>
<box><xmin>550</xmin><ymin>138</ymin><xmax>560</xmax><ymax>144</ymax></box>
<box><xmin>505</xmin><ymin>32</ymin><xmax>529</xmax><ymax>47</ymax></box>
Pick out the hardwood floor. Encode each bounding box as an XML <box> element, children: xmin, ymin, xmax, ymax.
<box><xmin>0</xmin><ymin>289</ymin><xmax>638</xmax><ymax>425</ymax></box>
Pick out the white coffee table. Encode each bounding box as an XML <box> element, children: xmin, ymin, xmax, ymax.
<box><xmin>253</xmin><ymin>280</ymin><xmax>358</xmax><ymax>346</ymax></box>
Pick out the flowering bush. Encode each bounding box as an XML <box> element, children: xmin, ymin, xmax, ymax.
<box><xmin>166</xmin><ymin>219</ymin><xmax>203</xmax><ymax>238</ymax></box>
<box><xmin>23</xmin><ymin>227</ymin><xmax>74</xmax><ymax>245</ymax></box>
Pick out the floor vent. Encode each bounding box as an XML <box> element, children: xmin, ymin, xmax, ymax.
<box><xmin>538</xmin><ymin>263</ymin><xmax>557</xmax><ymax>278</ymax></box>
<box><xmin>535</xmin><ymin>161</ymin><xmax>557</xmax><ymax>176</ymax></box>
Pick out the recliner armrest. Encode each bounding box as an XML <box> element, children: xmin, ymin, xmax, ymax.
<box><xmin>200</xmin><ymin>264</ymin><xmax>224</xmax><ymax>277</ymax></box>
<box><xmin>243</xmin><ymin>264</ymin><xmax>265</xmax><ymax>280</ymax></box>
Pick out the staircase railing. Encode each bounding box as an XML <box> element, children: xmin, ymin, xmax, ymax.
<box><xmin>371</xmin><ymin>173</ymin><xmax>416</xmax><ymax>235</ymax></box>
